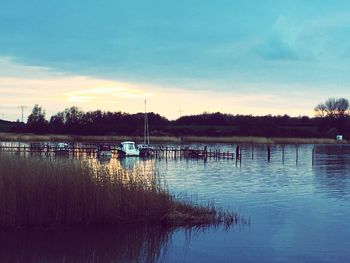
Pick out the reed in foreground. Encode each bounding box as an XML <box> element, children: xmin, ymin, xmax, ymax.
<box><xmin>0</xmin><ymin>155</ymin><xmax>237</xmax><ymax>228</ymax></box>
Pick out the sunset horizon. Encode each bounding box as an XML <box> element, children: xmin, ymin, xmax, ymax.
<box><xmin>2</xmin><ymin>1</ymin><xmax>350</xmax><ymax>121</ymax></box>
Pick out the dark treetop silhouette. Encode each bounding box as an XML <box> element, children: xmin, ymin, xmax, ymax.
<box><xmin>1</xmin><ymin>98</ymin><xmax>350</xmax><ymax>138</ymax></box>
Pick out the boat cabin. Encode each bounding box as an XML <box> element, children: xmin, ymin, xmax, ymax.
<box><xmin>119</xmin><ymin>141</ymin><xmax>140</xmax><ymax>156</ymax></box>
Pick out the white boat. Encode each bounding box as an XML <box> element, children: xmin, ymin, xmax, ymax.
<box><xmin>118</xmin><ymin>141</ymin><xmax>140</xmax><ymax>157</ymax></box>
<box><xmin>55</xmin><ymin>142</ymin><xmax>69</xmax><ymax>153</ymax></box>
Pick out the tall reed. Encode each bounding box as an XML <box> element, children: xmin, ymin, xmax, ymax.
<box><xmin>0</xmin><ymin>155</ymin><xmax>235</xmax><ymax>228</ymax></box>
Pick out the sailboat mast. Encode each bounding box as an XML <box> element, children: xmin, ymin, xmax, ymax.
<box><xmin>144</xmin><ymin>99</ymin><xmax>150</xmax><ymax>145</ymax></box>
<box><xmin>144</xmin><ymin>99</ymin><xmax>147</xmax><ymax>144</ymax></box>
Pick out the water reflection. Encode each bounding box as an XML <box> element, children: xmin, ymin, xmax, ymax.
<box><xmin>5</xmin><ymin>142</ymin><xmax>350</xmax><ymax>262</ymax></box>
<box><xmin>313</xmin><ymin>145</ymin><xmax>350</xmax><ymax>198</ymax></box>
<box><xmin>0</xmin><ymin>226</ymin><xmax>172</xmax><ymax>263</ymax></box>
<box><xmin>314</xmin><ymin>145</ymin><xmax>350</xmax><ymax>175</ymax></box>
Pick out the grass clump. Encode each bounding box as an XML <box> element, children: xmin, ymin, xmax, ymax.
<box><xmin>0</xmin><ymin>155</ymin><xmax>236</xmax><ymax>229</ymax></box>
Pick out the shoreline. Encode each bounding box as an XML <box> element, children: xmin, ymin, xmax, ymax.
<box><xmin>0</xmin><ymin>132</ymin><xmax>347</xmax><ymax>144</ymax></box>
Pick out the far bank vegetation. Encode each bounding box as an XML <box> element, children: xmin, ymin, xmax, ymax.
<box><xmin>0</xmin><ymin>97</ymin><xmax>349</xmax><ymax>139</ymax></box>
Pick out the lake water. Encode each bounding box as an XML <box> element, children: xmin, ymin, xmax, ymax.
<box><xmin>151</xmin><ymin>144</ymin><xmax>350</xmax><ymax>263</ymax></box>
<box><xmin>2</xmin><ymin>143</ymin><xmax>350</xmax><ymax>262</ymax></box>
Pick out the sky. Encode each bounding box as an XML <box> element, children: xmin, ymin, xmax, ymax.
<box><xmin>1</xmin><ymin>0</ymin><xmax>350</xmax><ymax>121</ymax></box>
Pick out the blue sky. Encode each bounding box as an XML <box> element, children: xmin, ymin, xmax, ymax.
<box><xmin>1</xmin><ymin>0</ymin><xmax>350</xmax><ymax>120</ymax></box>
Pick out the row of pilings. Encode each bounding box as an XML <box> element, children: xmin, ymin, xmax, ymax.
<box><xmin>0</xmin><ymin>142</ymin><xmax>315</xmax><ymax>164</ymax></box>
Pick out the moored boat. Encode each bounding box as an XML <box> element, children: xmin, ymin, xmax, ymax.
<box><xmin>97</xmin><ymin>144</ymin><xmax>113</xmax><ymax>157</ymax></box>
<box><xmin>118</xmin><ymin>141</ymin><xmax>140</xmax><ymax>157</ymax></box>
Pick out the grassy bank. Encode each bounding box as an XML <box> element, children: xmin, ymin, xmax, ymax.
<box><xmin>0</xmin><ymin>155</ymin><xmax>236</xmax><ymax>228</ymax></box>
<box><xmin>182</xmin><ymin>136</ymin><xmax>347</xmax><ymax>144</ymax></box>
<box><xmin>0</xmin><ymin>132</ymin><xmax>347</xmax><ymax>144</ymax></box>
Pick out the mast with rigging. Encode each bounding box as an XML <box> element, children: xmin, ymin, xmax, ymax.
<box><xmin>144</xmin><ymin>99</ymin><xmax>150</xmax><ymax>145</ymax></box>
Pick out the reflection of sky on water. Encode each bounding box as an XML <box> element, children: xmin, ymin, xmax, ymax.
<box><xmin>312</xmin><ymin>145</ymin><xmax>350</xmax><ymax>200</ymax></box>
<box><xmin>150</xmin><ymin>144</ymin><xmax>350</xmax><ymax>262</ymax></box>
<box><xmin>3</xmin><ymin>143</ymin><xmax>350</xmax><ymax>262</ymax></box>
<box><xmin>83</xmin><ymin>144</ymin><xmax>350</xmax><ymax>262</ymax></box>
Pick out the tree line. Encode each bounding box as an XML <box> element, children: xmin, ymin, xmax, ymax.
<box><xmin>25</xmin><ymin>105</ymin><xmax>168</xmax><ymax>135</ymax></box>
<box><xmin>314</xmin><ymin>98</ymin><xmax>350</xmax><ymax>118</ymax></box>
<box><xmin>4</xmin><ymin>98</ymin><xmax>350</xmax><ymax>138</ymax></box>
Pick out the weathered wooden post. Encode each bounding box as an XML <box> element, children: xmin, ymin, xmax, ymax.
<box><xmin>236</xmin><ymin>145</ymin><xmax>240</xmax><ymax>160</ymax></box>
<box><xmin>251</xmin><ymin>145</ymin><xmax>254</xmax><ymax>160</ymax></box>
<box><xmin>72</xmin><ymin>142</ymin><xmax>75</xmax><ymax>157</ymax></box>
<box><xmin>282</xmin><ymin>145</ymin><xmax>285</xmax><ymax>164</ymax></box>
<box><xmin>312</xmin><ymin>147</ymin><xmax>315</xmax><ymax>166</ymax></box>
<box><xmin>267</xmin><ymin>145</ymin><xmax>271</xmax><ymax>162</ymax></box>
<box><xmin>296</xmin><ymin>145</ymin><xmax>299</xmax><ymax>164</ymax></box>
<box><xmin>204</xmin><ymin>146</ymin><xmax>208</xmax><ymax>159</ymax></box>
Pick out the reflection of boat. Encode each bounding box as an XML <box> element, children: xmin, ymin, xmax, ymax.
<box><xmin>120</xmin><ymin>156</ymin><xmax>139</xmax><ymax>170</ymax></box>
<box><xmin>118</xmin><ymin>141</ymin><xmax>140</xmax><ymax>157</ymax></box>
<box><xmin>97</xmin><ymin>155</ymin><xmax>112</xmax><ymax>165</ymax></box>
<box><xmin>138</xmin><ymin>99</ymin><xmax>154</xmax><ymax>157</ymax></box>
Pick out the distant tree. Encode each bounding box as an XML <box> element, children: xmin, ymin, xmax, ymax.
<box><xmin>49</xmin><ymin>112</ymin><xmax>65</xmax><ymax>133</ymax></box>
<box><xmin>314</xmin><ymin>103</ymin><xmax>327</xmax><ymax>117</ymax></box>
<box><xmin>335</xmin><ymin>98</ymin><xmax>349</xmax><ymax>117</ymax></box>
<box><xmin>315</xmin><ymin>98</ymin><xmax>349</xmax><ymax>118</ymax></box>
<box><xmin>64</xmin><ymin>106</ymin><xmax>84</xmax><ymax>126</ymax></box>
<box><xmin>27</xmin><ymin>104</ymin><xmax>48</xmax><ymax>133</ymax></box>
<box><xmin>49</xmin><ymin>106</ymin><xmax>85</xmax><ymax>134</ymax></box>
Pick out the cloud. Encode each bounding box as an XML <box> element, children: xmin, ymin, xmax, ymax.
<box><xmin>255</xmin><ymin>37</ymin><xmax>299</xmax><ymax>61</ymax></box>
<box><xmin>0</xmin><ymin>57</ymin><xmax>157</xmax><ymax>120</ymax></box>
<box><xmin>66</xmin><ymin>86</ymin><xmax>155</xmax><ymax>103</ymax></box>
<box><xmin>1</xmin><ymin>54</ymin><xmax>350</xmax><ymax>121</ymax></box>
<box><xmin>254</xmin><ymin>12</ymin><xmax>350</xmax><ymax>63</ymax></box>
<box><xmin>255</xmin><ymin>16</ymin><xmax>300</xmax><ymax>61</ymax></box>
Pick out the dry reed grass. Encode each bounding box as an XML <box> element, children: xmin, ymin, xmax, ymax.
<box><xmin>181</xmin><ymin>136</ymin><xmax>346</xmax><ymax>144</ymax></box>
<box><xmin>0</xmin><ymin>154</ymin><xmax>235</xmax><ymax>228</ymax></box>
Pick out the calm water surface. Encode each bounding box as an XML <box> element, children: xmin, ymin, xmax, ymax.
<box><xmin>2</xmin><ymin>143</ymin><xmax>350</xmax><ymax>262</ymax></box>
<box><xmin>152</xmin><ymin>144</ymin><xmax>350</xmax><ymax>263</ymax></box>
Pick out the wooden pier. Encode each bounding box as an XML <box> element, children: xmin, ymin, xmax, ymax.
<box><xmin>0</xmin><ymin>142</ymin><xmax>312</xmax><ymax>163</ymax></box>
<box><xmin>0</xmin><ymin>142</ymin><xmax>241</xmax><ymax>160</ymax></box>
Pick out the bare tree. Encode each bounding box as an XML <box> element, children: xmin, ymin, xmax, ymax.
<box><xmin>315</xmin><ymin>98</ymin><xmax>349</xmax><ymax>118</ymax></box>
<box><xmin>314</xmin><ymin>103</ymin><xmax>327</xmax><ymax>117</ymax></box>
<box><xmin>335</xmin><ymin>98</ymin><xmax>349</xmax><ymax>117</ymax></box>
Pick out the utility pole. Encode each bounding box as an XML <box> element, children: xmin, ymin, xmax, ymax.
<box><xmin>18</xmin><ymin>105</ymin><xmax>27</xmax><ymax>123</ymax></box>
<box><xmin>178</xmin><ymin>109</ymin><xmax>183</xmax><ymax>118</ymax></box>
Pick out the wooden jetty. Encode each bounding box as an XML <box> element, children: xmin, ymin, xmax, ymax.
<box><xmin>0</xmin><ymin>142</ymin><xmax>240</xmax><ymax>160</ymax></box>
<box><xmin>0</xmin><ymin>142</ymin><xmax>312</xmax><ymax>163</ymax></box>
